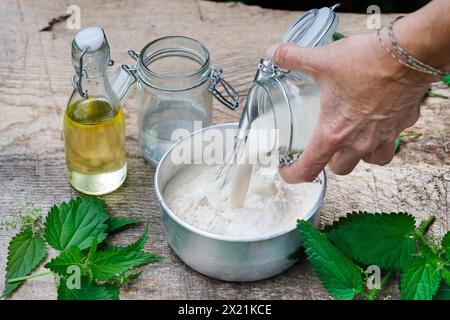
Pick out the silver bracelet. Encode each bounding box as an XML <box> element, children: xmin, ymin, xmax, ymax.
<box><xmin>377</xmin><ymin>16</ymin><xmax>449</xmax><ymax>77</ymax></box>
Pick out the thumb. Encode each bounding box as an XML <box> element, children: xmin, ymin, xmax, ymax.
<box><xmin>266</xmin><ymin>43</ymin><xmax>325</xmax><ymax>76</ymax></box>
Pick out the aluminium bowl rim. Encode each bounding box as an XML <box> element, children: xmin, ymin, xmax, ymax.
<box><xmin>154</xmin><ymin>122</ymin><xmax>327</xmax><ymax>243</ymax></box>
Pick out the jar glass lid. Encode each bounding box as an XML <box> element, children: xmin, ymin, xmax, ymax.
<box><xmin>282</xmin><ymin>4</ymin><xmax>340</xmax><ymax>47</ymax></box>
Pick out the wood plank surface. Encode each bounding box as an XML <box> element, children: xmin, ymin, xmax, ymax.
<box><xmin>0</xmin><ymin>0</ymin><xmax>449</xmax><ymax>299</ymax></box>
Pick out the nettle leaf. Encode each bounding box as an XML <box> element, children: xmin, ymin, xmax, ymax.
<box><xmin>394</xmin><ymin>137</ymin><xmax>401</xmax><ymax>153</ymax></box>
<box><xmin>434</xmin><ymin>283</ymin><xmax>450</xmax><ymax>300</ymax></box>
<box><xmin>44</xmin><ymin>196</ymin><xmax>109</xmax><ymax>251</ymax></box>
<box><xmin>44</xmin><ymin>247</ymin><xmax>84</xmax><ymax>276</ymax></box>
<box><xmin>325</xmin><ymin>212</ymin><xmax>416</xmax><ymax>269</ymax></box>
<box><xmin>332</xmin><ymin>32</ymin><xmax>345</xmax><ymax>41</ymax></box>
<box><xmin>441</xmin><ymin>269</ymin><xmax>450</xmax><ymax>286</ymax></box>
<box><xmin>57</xmin><ymin>277</ymin><xmax>115</xmax><ymax>300</ymax></box>
<box><xmin>442</xmin><ymin>74</ymin><xmax>450</xmax><ymax>86</ymax></box>
<box><xmin>2</xmin><ymin>229</ymin><xmax>47</xmax><ymax>297</ymax></box>
<box><xmin>105</xmin><ymin>283</ymin><xmax>120</xmax><ymax>300</ymax></box>
<box><xmin>87</xmin><ymin>230</ymin><xmax>163</xmax><ymax>281</ymax></box>
<box><xmin>401</xmin><ymin>256</ymin><xmax>441</xmax><ymax>300</ymax></box>
<box><xmin>108</xmin><ymin>271</ymin><xmax>142</xmax><ymax>292</ymax></box>
<box><xmin>46</xmin><ymin>230</ymin><xmax>162</xmax><ymax>297</ymax></box>
<box><xmin>107</xmin><ymin>217</ymin><xmax>140</xmax><ymax>233</ymax></box>
<box><xmin>442</xmin><ymin>232</ymin><xmax>450</xmax><ymax>261</ymax></box>
<box><xmin>298</xmin><ymin>220</ymin><xmax>363</xmax><ymax>300</ymax></box>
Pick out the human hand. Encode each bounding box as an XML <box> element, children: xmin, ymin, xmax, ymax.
<box><xmin>266</xmin><ymin>32</ymin><xmax>435</xmax><ymax>183</ymax></box>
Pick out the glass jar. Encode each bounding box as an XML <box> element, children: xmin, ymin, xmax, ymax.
<box><xmin>236</xmin><ymin>5</ymin><xmax>339</xmax><ymax>166</ymax></box>
<box><xmin>112</xmin><ymin>36</ymin><xmax>238</xmax><ymax>166</ymax></box>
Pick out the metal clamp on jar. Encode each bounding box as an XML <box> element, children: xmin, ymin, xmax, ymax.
<box><xmin>233</xmin><ymin>5</ymin><xmax>340</xmax><ymax>170</ymax></box>
<box><xmin>110</xmin><ymin>36</ymin><xmax>239</xmax><ymax>166</ymax></box>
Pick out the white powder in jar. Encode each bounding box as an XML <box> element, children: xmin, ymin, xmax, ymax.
<box><xmin>163</xmin><ymin>164</ymin><xmax>322</xmax><ymax>238</ymax></box>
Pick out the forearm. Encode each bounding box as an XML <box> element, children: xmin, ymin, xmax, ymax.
<box><xmin>394</xmin><ymin>0</ymin><xmax>450</xmax><ymax>71</ymax></box>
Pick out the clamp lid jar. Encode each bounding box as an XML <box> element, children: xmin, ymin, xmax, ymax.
<box><xmin>111</xmin><ymin>36</ymin><xmax>239</xmax><ymax>166</ymax></box>
<box><xmin>235</xmin><ymin>5</ymin><xmax>340</xmax><ymax>166</ymax></box>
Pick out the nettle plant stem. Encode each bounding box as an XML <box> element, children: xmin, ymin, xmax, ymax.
<box><xmin>418</xmin><ymin>215</ymin><xmax>436</xmax><ymax>233</ymax></box>
<box><xmin>415</xmin><ymin>215</ymin><xmax>439</xmax><ymax>252</ymax></box>
<box><xmin>8</xmin><ymin>271</ymin><xmax>54</xmax><ymax>283</ymax></box>
<box><xmin>365</xmin><ymin>270</ymin><xmax>394</xmax><ymax>300</ymax></box>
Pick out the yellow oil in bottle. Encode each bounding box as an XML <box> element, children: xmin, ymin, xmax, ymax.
<box><xmin>64</xmin><ymin>97</ymin><xmax>127</xmax><ymax>195</ymax></box>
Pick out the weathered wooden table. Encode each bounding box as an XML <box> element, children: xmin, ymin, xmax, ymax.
<box><xmin>1</xmin><ymin>0</ymin><xmax>449</xmax><ymax>300</ymax></box>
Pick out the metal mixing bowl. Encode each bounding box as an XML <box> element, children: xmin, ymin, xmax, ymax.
<box><xmin>155</xmin><ymin>123</ymin><xmax>327</xmax><ymax>281</ymax></box>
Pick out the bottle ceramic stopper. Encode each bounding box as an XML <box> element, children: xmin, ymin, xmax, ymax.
<box><xmin>75</xmin><ymin>27</ymin><xmax>105</xmax><ymax>51</ymax></box>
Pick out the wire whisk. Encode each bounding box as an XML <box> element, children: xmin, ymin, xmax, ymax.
<box><xmin>215</xmin><ymin>137</ymin><xmax>246</xmax><ymax>187</ymax></box>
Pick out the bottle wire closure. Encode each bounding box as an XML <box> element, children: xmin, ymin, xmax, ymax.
<box><xmin>71</xmin><ymin>29</ymin><xmax>115</xmax><ymax>99</ymax></box>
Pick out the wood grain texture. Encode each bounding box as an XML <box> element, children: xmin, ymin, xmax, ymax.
<box><xmin>0</xmin><ymin>0</ymin><xmax>449</xmax><ymax>300</ymax></box>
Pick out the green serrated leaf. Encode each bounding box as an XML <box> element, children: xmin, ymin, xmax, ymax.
<box><xmin>298</xmin><ymin>220</ymin><xmax>363</xmax><ymax>300</ymax></box>
<box><xmin>442</xmin><ymin>74</ymin><xmax>450</xmax><ymax>86</ymax></box>
<box><xmin>87</xmin><ymin>239</ymin><xmax>98</xmax><ymax>261</ymax></box>
<box><xmin>123</xmin><ymin>271</ymin><xmax>142</xmax><ymax>283</ymax></box>
<box><xmin>105</xmin><ymin>283</ymin><xmax>120</xmax><ymax>300</ymax></box>
<box><xmin>417</xmin><ymin>240</ymin><xmax>440</xmax><ymax>263</ymax></box>
<box><xmin>325</xmin><ymin>212</ymin><xmax>416</xmax><ymax>270</ymax></box>
<box><xmin>57</xmin><ymin>277</ymin><xmax>114</xmax><ymax>300</ymax></box>
<box><xmin>442</xmin><ymin>269</ymin><xmax>450</xmax><ymax>286</ymax></box>
<box><xmin>332</xmin><ymin>32</ymin><xmax>345</xmax><ymax>41</ymax></box>
<box><xmin>125</xmin><ymin>229</ymin><xmax>148</xmax><ymax>252</ymax></box>
<box><xmin>401</xmin><ymin>256</ymin><xmax>442</xmax><ymax>300</ymax></box>
<box><xmin>110</xmin><ymin>271</ymin><xmax>142</xmax><ymax>291</ymax></box>
<box><xmin>394</xmin><ymin>137</ymin><xmax>401</xmax><ymax>153</ymax></box>
<box><xmin>434</xmin><ymin>283</ymin><xmax>450</xmax><ymax>300</ymax></box>
<box><xmin>44</xmin><ymin>247</ymin><xmax>84</xmax><ymax>276</ymax></box>
<box><xmin>87</xmin><ymin>230</ymin><xmax>163</xmax><ymax>281</ymax></box>
<box><xmin>107</xmin><ymin>217</ymin><xmax>140</xmax><ymax>233</ymax></box>
<box><xmin>442</xmin><ymin>232</ymin><xmax>450</xmax><ymax>261</ymax></box>
<box><xmin>2</xmin><ymin>229</ymin><xmax>47</xmax><ymax>297</ymax></box>
<box><xmin>44</xmin><ymin>196</ymin><xmax>109</xmax><ymax>251</ymax></box>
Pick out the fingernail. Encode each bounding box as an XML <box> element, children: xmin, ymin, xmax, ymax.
<box><xmin>266</xmin><ymin>44</ymin><xmax>279</xmax><ymax>60</ymax></box>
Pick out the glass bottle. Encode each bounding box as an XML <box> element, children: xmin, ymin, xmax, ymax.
<box><xmin>64</xmin><ymin>27</ymin><xmax>127</xmax><ymax>195</ymax></box>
